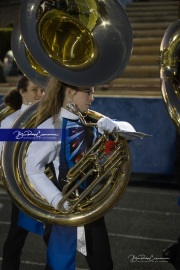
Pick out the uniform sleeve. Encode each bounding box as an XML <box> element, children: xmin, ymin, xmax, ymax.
<box><xmin>0</xmin><ymin>114</ymin><xmax>18</xmax><ymax>158</ymax></box>
<box><xmin>26</xmin><ymin>140</ymin><xmax>62</xmax><ymax>206</ymax></box>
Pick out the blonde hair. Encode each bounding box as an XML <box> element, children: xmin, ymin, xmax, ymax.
<box><xmin>35</xmin><ymin>76</ymin><xmax>79</xmax><ymax>126</ymax></box>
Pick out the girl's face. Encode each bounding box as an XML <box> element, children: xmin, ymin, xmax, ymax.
<box><xmin>67</xmin><ymin>87</ymin><xmax>94</xmax><ymax>113</ymax></box>
<box><xmin>21</xmin><ymin>81</ymin><xmax>44</xmax><ymax>105</ymax></box>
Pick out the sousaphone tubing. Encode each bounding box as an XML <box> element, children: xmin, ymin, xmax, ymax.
<box><xmin>2</xmin><ymin>0</ymin><xmax>133</xmax><ymax>225</ymax></box>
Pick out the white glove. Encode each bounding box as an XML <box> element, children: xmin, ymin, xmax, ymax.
<box><xmin>51</xmin><ymin>193</ymin><xmax>70</xmax><ymax>211</ymax></box>
<box><xmin>97</xmin><ymin>117</ymin><xmax>119</xmax><ymax>134</ymax></box>
<box><xmin>61</xmin><ymin>200</ymin><xmax>71</xmax><ymax>211</ymax></box>
<box><xmin>97</xmin><ymin>117</ymin><xmax>136</xmax><ymax>133</ymax></box>
<box><xmin>116</xmin><ymin>121</ymin><xmax>136</xmax><ymax>133</ymax></box>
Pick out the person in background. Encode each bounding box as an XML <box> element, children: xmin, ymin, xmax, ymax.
<box><xmin>25</xmin><ymin>76</ymin><xmax>141</xmax><ymax>270</ymax></box>
<box><xmin>3</xmin><ymin>50</ymin><xmax>21</xmax><ymax>77</ymax></box>
<box><xmin>0</xmin><ymin>60</ymin><xmax>6</xmax><ymax>83</ymax></box>
<box><xmin>1</xmin><ymin>75</ymin><xmax>44</xmax><ymax>270</ymax></box>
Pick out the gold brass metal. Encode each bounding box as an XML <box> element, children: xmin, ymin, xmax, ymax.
<box><xmin>160</xmin><ymin>19</ymin><xmax>180</xmax><ymax>132</ymax></box>
<box><xmin>0</xmin><ymin>104</ymin><xmax>15</xmax><ymax>189</ymax></box>
<box><xmin>38</xmin><ymin>10</ymin><xmax>97</xmax><ymax>70</ymax></box>
<box><xmin>19</xmin><ymin>0</ymin><xmax>133</xmax><ymax>86</ymax></box>
<box><xmin>4</xmin><ymin>0</ymin><xmax>133</xmax><ymax>225</ymax></box>
<box><xmin>2</xmin><ymin>102</ymin><xmax>131</xmax><ymax>226</ymax></box>
<box><xmin>0</xmin><ymin>103</ymin><xmax>15</xmax><ymax>123</ymax></box>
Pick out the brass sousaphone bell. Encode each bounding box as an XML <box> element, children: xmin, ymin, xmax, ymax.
<box><xmin>19</xmin><ymin>0</ymin><xmax>133</xmax><ymax>86</ymax></box>
<box><xmin>160</xmin><ymin>19</ymin><xmax>180</xmax><ymax>133</ymax></box>
<box><xmin>1</xmin><ymin>0</ymin><xmax>133</xmax><ymax>225</ymax></box>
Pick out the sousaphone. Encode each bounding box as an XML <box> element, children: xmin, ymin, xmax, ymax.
<box><xmin>1</xmin><ymin>0</ymin><xmax>133</xmax><ymax>225</ymax></box>
<box><xmin>160</xmin><ymin>19</ymin><xmax>180</xmax><ymax>132</ymax></box>
<box><xmin>0</xmin><ymin>103</ymin><xmax>15</xmax><ymax>188</ymax></box>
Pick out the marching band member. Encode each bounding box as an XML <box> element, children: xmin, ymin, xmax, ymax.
<box><xmin>1</xmin><ymin>75</ymin><xmax>44</xmax><ymax>270</ymax></box>
<box><xmin>25</xmin><ymin>76</ymin><xmax>138</xmax><ymax>270</ymax></box>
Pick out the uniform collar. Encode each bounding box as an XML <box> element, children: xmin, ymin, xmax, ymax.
<box><xmin>60</xmin><ymin>107</ymin><xmax>79</xmax><ymax>120</ymax></box>
<box><xmin>21</xmin><ymin>104</ymin><xmax>28</xmax><ymax>113</ymax></box>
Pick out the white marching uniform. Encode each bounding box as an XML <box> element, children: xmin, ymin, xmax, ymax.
<box><xmin>25</xmin><ymin>107</ymin><xmax>137</xmax><ymax>259</ymax></box>
<box><xmin>1</xmin><ymin>103</ymin><xmax>44</xmax><ymax>270</ymax></box>
<box><xmin>0</xmin><ymin>104</ymin><xmax>28</xmax><ymax>153</ymax></box>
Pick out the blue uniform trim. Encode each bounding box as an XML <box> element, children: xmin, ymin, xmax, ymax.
<box><xmin>18</xmin><ymin>210</ymin><xmax>44</xmax><ymax>235</ymax></box>
<box><xmin>47</xmin><ymin>225</ymin><xmax>77</xmax><ymax>270</ymax></box>
<box><xmin>46</xmin><ymin>118</ymin><xmax>99</xmax><ymax>269</ymax></box>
